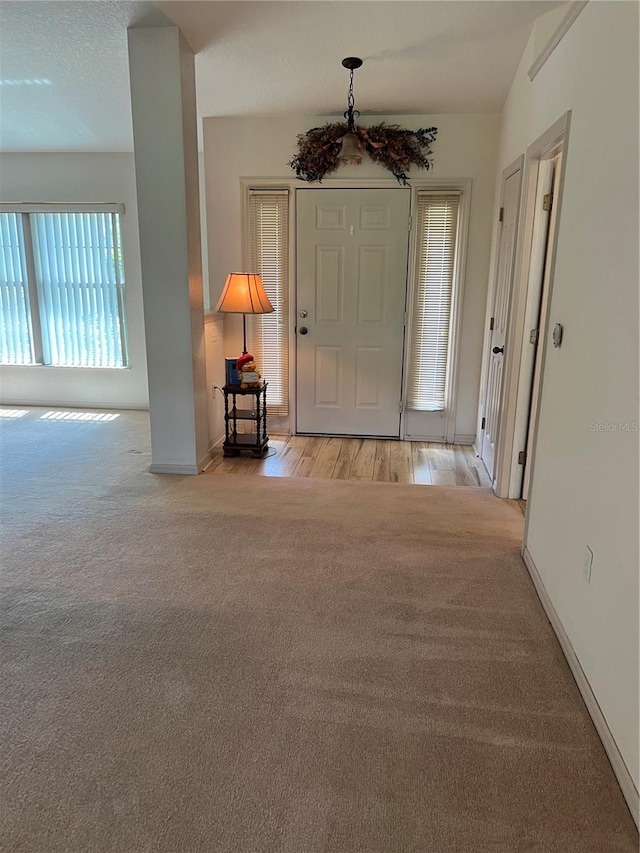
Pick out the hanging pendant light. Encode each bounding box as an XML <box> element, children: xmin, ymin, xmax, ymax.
<box><xmin>290</xmin><ymin>57</ymin><xmax>438</xmax><ymax>183</ymax></box>
<box><xmin>339</xmin><ymin>56</ymin><xmax>363</xmax><ymax>165</ymax></box>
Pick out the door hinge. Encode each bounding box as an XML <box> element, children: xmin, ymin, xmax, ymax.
<box><xmin>403</xmin><ymin>311</ymin><xmax>408</xmax><ymax>327</ymax></box>
<box><xmin>481</xmin><ymin>417</ymin><xmax>486</xmax><ymax>430</ymax></box>
<box><xmin>489</xmin><ymin>316</ymin><xmax>495</xmax><ymax>331</ymax></box>
<box><xmin>498</xmin><ymin>207</ymin><xmax>504</xmax><ymax>223</ymax></box>
<box><xmin>399</xmin><ymin>399</ymin><xmax>404</xmax><ymax>413</ymax></box>
<box><xmin>408</xmin><ymin>215</ymin><xmax>412</xmax><ymax>231</ymax></box>
<box><xmin>518</xmin><ymin>450</ymin><xmax>527</xmax><ymax>465</ymax></box>
<box><xmin>529</xmin><ymin>328</ymin><xmax>539</xmax><ymax>345</ymax></box>
<box><xmin>543</xmin><ymin>192</ymin><xmax>553</xmax><ymax>212</ymax></box>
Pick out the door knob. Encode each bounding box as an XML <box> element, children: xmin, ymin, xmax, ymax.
<box><xmin>493</xmin><ymin>346</ymin><xmax>504</xmax><ymax>355</ymax></box>
<box><xmin>299</xmin><ymin>327</ymin><xmax>308</xmax><ymax>335</ymax></box>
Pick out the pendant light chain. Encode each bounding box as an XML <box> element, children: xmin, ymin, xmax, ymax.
<box><xmin>344</xmin><ymin>66</ymin><xmax>360</xmax><ymax>131</ymax></box>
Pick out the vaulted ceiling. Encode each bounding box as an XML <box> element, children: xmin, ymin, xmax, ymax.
<box><xmin>0</xmin><ymin>0</ymin><xmax>561</xmax><ymax>151</ymax></box>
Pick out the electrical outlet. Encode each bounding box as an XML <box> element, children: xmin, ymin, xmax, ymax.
<box><xmin>583</xmin><ymin>546</ymin><xmax>594</xmax><ymax>583</ymax></box>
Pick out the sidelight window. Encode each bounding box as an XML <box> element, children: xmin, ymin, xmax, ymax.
<box><xmin>248</xmin><ymin>190</ymin><xmax>290</xmax><ymax>417</ymax></box>
<box><xmin>407</xmin><ymin>192</ymin><xmax>460</xmax><ymax>412</ymax></box>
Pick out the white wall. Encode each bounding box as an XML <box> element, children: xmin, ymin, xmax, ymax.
<box><xmin>495</xmin><ymin>2</ymin><xmax>639</xmax><ymax>791</ymax></box>
<box><xmin>0</xmin><ymin>152</ymin><xmax>149</xmax><ymax>409</ymax></box>
<box><xmin>203</xmin><ymin>113</ymin><xmax>500</xmax><ymax>440</ymax></box>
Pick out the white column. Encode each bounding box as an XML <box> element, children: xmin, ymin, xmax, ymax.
<box><xmin>127</xmin><ymin>26</ymin><xmax>209</xmax><ymax>474</ymax></box>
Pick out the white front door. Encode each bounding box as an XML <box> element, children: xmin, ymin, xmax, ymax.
<box><xmin>296</xmin><ymin>188</ymin><xmax>410</xmax><ymax>437</ymax></box>
<box><xmin>481</xmin><ymin>166</ymin><xmax>522</xmax><ymax>480</ymax></box>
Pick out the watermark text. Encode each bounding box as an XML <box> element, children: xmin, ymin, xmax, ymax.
<box><xmin>589</xmin><ymin>422</ymin><xmax>638</xmax><ymax>432</ymax></box>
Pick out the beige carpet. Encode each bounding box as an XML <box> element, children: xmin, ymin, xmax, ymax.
<box><xmin>0</xmin><ymin>410</ymin><xmax>637</xmax><ymax>852</ymax></box>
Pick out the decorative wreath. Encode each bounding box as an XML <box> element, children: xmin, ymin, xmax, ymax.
<box><xmin>290</xmin><ymin>123</ymin><xmax>438</xmax><ymax>185</ymax></box>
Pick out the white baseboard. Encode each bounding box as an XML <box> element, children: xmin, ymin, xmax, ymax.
<box><xmin>404</xmin><ymin>434</ymin><xmax>475</xmax><ymax>444</ymax></box>
<box><xmin>201</xmin><ymin>434</ymin><xmax>225</xmax><ymax>471</ymax></box>
<box><xmin>522</xmin><ymin>546</ymin><xmax>639</xmax><ymax>826</ymax></box>
<box><xmin>453</xmin><ymin>433</ymin><xmax>475</xmax><ymax>445</ymax></box>
<box><xmin>197</xmin><ymin>451</ymin><xmax>213</xmax><ymax>473</ymax></box>
<box><xmin>0</xmin><ymin>399</ymin><xmax>149</xmax><ymax>411</ymax></box>
<box><xmin>149</xmin><ymin>463</ymin><xmax>199</xmax><ymax>476</ymax></box>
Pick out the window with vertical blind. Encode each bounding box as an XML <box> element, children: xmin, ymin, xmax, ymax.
<box><xmin>407</xmin><ymin>192</ymin><xmax>460</xmax><ymax>412</ymax></box>
<box><xmin>0</xmin><ymin>206</ymin><xmax>128</xmax><ymax>368</ymax></box>
<box><xmin>248</xmin><ymin>190</ymin><xmax>289</xmax><ymax>417</ymax></box>
<box><xmin>0</xmin><ymin>213</ymin><xmax>34</xmax><ymax>365</ymax></box>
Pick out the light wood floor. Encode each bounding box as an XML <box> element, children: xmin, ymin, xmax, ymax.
<box><xmin>207</xmin><ymin>435</ymin><xmax>492</xmax><ymax>487</ymax></box>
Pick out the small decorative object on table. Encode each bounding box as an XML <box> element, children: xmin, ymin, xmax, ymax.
<box><xmin>222</xmin><ymin>382</ymin><xmax>268</xmax><ymax>458</ymax></box>
<box><xmin>225</xmin><ymin>357</ymin><xmax>241</xmax><ymax>386</ymax></box>
<box><xmin>236</xmin><ymin>353</ymin><xmax>261</xmax><ymax>389</ymax></box>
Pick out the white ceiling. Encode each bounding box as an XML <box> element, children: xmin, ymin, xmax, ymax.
<box><xmin>0</xmin><ymin>0</ymin><xmax>561</xmax><ymax>152</ymax></box>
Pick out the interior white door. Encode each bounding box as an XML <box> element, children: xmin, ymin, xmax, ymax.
<box><xmin>480</xmin><ymin>167</ymin><xmax>521</xmax><ymax>480</ymax></box>
<box><xmin>522</xmin><ymin>154</ymin><xmax>562</xmax><ymax>499</ymax></box>
<box><xmin>296</xmin><ymin>188</ymin><xmax>410</xmax><ymax>437</ymax></box>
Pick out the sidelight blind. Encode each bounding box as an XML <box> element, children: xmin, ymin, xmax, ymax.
<box><xmin>407</xmin><ymin>193</ymin><xmax>460</xmax><ymax>412</ymax></box>
<box><xmin>249</xmin><ymin>190</ymin><xmax>289</xmax><ymax>417</ymax></box>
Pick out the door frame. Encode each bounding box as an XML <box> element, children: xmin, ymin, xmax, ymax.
<box><xmin>476</xmin><ymin>155</ymin><xmax>524</xmax><ymax>481</ymax></box>
<box><xmin>493</xmin><ymin>112</ymin><xmax>571</xmax><ymax>499</ymax></box>
<box><xmin>241</xmin><ymin>176</ymin><xmax>471</xmax><ymax>439</ymax></box>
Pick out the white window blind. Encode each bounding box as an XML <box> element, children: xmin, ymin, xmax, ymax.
<box><xmin>249</xmin><ymin>190</ymin><xmax>289</xmax><ymax>417</ymax></box>
<box><xmin>408</xmin><ymin>193</ymin><xmax>460</xmax><ymax>412</ymax></box>
<box><xmin>0</xmin><ymin>213</ymin><xmax>34</xmax><ymax>365</ymax></box>
<box><xmin>0</xmin><ymin>210</ymin><xmax>128</xmax><ymax>368</ymax></box>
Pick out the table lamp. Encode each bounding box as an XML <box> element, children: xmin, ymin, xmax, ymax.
<box><xmin>215</xmin><ymin>273</ymin><xmax>274</xmax><ymax>355</ymax></box>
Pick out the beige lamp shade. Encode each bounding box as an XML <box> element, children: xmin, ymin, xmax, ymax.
<box><xmin>215</xmin><ymin>273</ymin><xmax>274</xmax><ymax>315</ymax></box>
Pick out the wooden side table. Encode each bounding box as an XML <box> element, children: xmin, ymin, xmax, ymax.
<box><xmin>222</xmin><ymin>383</ymin><xmax>268</xmax><ymax>458</ymax></box>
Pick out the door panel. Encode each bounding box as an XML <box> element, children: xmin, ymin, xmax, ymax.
<box><xmin>314</xmin><ymin>346</ymin><xmax>342</xmax><ymax>407</ymax></box>
<box><xmin>355</xmin><ymin>346</ymin><xmax>384</xmax><ymax>407</ymax></box>
<box><xmin>481</xmin><ymin>168</ymin><xmax>521</xmax><ymax>480</ymax></box>
<box><xmin>296</xmin><ymin>188</ymin><xmax>410</xmax><ymax>437</ymax></box>
<box><xmin>357</xmin><ymin>247</ymin><xmax>387</xmax><ymax>324</ymax></box>
<box><xmin>315</xmin><ymin>246</ymin><xmax>344</xmax><ymax>323</ymax></box>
